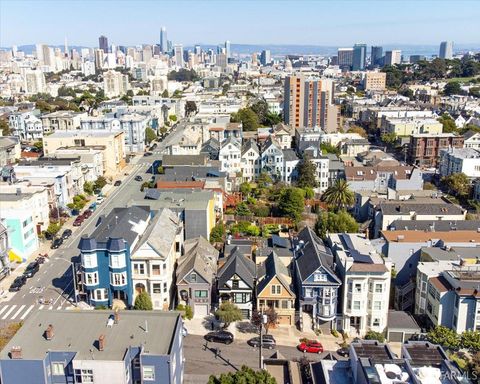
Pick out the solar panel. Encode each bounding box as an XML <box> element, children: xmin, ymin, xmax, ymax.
<box><xmin>271</xmin><ymin>235</ymin><xmax>289</xmax><ymax>249</ymax></box>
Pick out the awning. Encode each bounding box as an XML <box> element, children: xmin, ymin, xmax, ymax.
<box><xmin>8</xmin><ymin>249</ymin><xmax>23</xmax><ymax>263</ymax></box>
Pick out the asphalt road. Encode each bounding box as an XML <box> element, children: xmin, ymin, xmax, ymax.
<box><xmin>0</xmin><ymin>122</ymin><xmax>187</xmax><ymax>324</ymax></box>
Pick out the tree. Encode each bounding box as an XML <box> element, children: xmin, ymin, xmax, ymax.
<box><xmin>33</xmin><ymin>141</ymin><xmax>43</xmax><ymax>151</ymax></box>
<box><xmin>185</xmin><ymin>100</ymin><xmax>198</xmax><ymax>116</ymax></box>
<box><xmin>235</xmin><ymin>202</ymin><xmax>252</xmax><ymax>217</ymax></box>
<box><xmin>321</xmin><ymin>179</ymin><xmax>354</xmax><ymax>210</ymax></box>
<box><xmin>320</xmin><ymin>142</ymin><xmax>340</xmax><ymax>155</ymax></box>
<box><xmin>239</xmin><ymin>181</ymin><xmax>252</xmax><ymax>197</ymax></box>
<box><xmin>441</xmin><ymin>173</ymin><xmax>471</xmax><ymax>198</ymax></box>
<box><xmin>94</xmin><ymin>176</ymin><xmax>107</xmax><ymax>190</ymax></box>
<box><xmin>207</xmin><ymin>365</ymin><xmax>276</xmax><ymax>384</ymax></box>
<box><xmin>210</xmin><ymin>223</ymin><xmax>225</xmax><ymax>243</ymax></box>
<box><xmin>167</xmin><ymin>68</ymin><xmax>199</xmax><ymax>82</ymax></box>
<box><xmin>296</xmin><ymin>157</ymin><xmax>318</xmax><ymax>189</ymax></box>
<box><xmin>444</xmin><ymin>81</ymin><xmax>463</xmax><ymax>96</ymax></box>
<box><xmin>469</xmin><ymin>87</ymin><xmax>480</xmax><ymax>98</ymax></box>
<box><xmin>315</xmin><ymin>210</ymin><xmax>359</xmax><ymax>239</ymax></box>
<box><xmin>231</xmin><ymin>108</ymin><xmax>259</xmax><ymax>131</ymax></box>
<box><xmin>427</xmin><ymin>326</ymin><xmax>460</xmax><ymax>350</ymax></box>
<box><xmin>438</xmin><ymin>113</ymin><xmax>458</xmax><ymax>134</ymax></box>
<box><xmin>278</xmin><ymin>187</ymin><xmax>305</xmax><ymax>221</ymax></box>
<box><xmin>145</xmin><ymin>127</ymin><xmax>157</xmax><ymax>144</ymax></box>
<box><xmin>256</xmin><ymin>172</ymin><xmax>272</xmax><ymax>189</ymax></box>
<box><xmin>348</xmin><ymin>125</ymin><xmax>368</xmax><ymax>138</ymax></box>
<box><xmin>133</xmin><ymin>291</ymin><xmax>153</xmax><ymax>310</ymax></box>
<box><xmin>264</xmin><ymin>111</ymin><xmax>282</xmax><ymax>126</ymax></box>
<box><xmin>251</xmin><ymin>308</ymin><xmax>278</xmax><ymax>334</ymax></box>
<box><xmin>461</xmin><ymin>330</ymin><xmax>480</xmax><ymax>352</ymax></box>
<box><xmin>161</xmin><ymin>89</ymin><xmax>169</xmax><ymax>98</ymax></box>
<box><xmin>46</xmin><ymin>222</ymin><xmax>61</xmax><ymax>236</ymax></box>
<box><xmin>169</xmin><ymin>114</ymin><xmax>177</xmax><ymax>122</ymax></box>
<box><xmin>214</xmin><ymin>302</ymin><xmax>243</xmax><ymax>328</ymax></box>
<box><xmin>0</xmin><ymin>118</ymin><xmax>11</xmax><ymax>136</ymax></box>
<box><xmin>83</xmin><ymin>181</ymin><xmax>94</xmax><ymax>195</ymax></box>
<box><xmin>365</xmin><ymin>330</ymin><xmax>385</xmax><ymax>343</ymax></box>
<box><xmin>399</xmin><ymin>88</ymin><xmax>414</xmax><ymax>100</ymax></box>
<box><xmin>380</xmin><ymin>133</ymin><xmax>397</xmax><ymax>146</ymax></box>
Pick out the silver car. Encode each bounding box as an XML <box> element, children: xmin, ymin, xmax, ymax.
<box><xmin>247</xmin><ymin>335</ymin><xmax>276</xmax><ymax>349</ymax></box>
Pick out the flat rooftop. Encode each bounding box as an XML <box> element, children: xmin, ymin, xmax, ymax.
<box><xmin>0</xmin><ymin>310</ymin><xmax>181</xmax><ymax>361</ymax></box>
<box><xmin>47</xmin><ymin>130</ymin><xmax>122</xmax><ymax>138</ymax></box>
<box><xmin>382</xmin><ymin>230</ymin><xmax>480</xmax><ymax>243</ymax></box>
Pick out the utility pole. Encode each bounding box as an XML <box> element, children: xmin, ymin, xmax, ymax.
<box><xmin>259</xmin><ymin>310</ymin><xmax>267</xmax><ymax>370</ymax></box>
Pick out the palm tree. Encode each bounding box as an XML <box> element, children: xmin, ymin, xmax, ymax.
<box><xmin>321</xmin><ymin>179</ymin><xmax>354</xmax><ymax>210</ymax></box>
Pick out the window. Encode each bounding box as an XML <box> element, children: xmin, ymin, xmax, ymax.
<box><xmin>23</xmin><ymin>228</ymin><xmax>34</xmax><ymax>240</ymax></box>
<box><xmin>85</xmin><ymin>272</ymin><xmax>98</xmax><ymax>285</ymax></box>
<box><xmin>110</xmin><ymin>253</ymin><xmax>126</xmax><ymax>268</ymax></box>
<box><xmin>353</xmin><ymin>301</ymin><xmax>361</xmax><ymax>310</ymax></box>
<box><xmin>194</xmin><ymin>290</ymin><xmax>208</xmax><ymax>298</ymax></box>
<box><xmin>305</xmin><ymin>287</ymin><xmax>313</xmax><ymax>297</ymax></box>
<box><xmin>52</xmin><ymin>362</ymin><xmax>64</xmax><ymax>376</ymax></box>
<box><xmin>163</xmin><ymin>282</ymin><xmax>168</xmax><ymax>293</ymax></box>
<box><xmin>354</xmin><ymin>283</ymin><xmax>362</xmax><ymax>293</ymax></box>
<box><xmin>372</xmin><ymin>318</ymin><xmax>381</xmax><ymax>327</ymax></box>
<box><xmin>133</xmin><ymin>263</ymin><xmax>145</xmax><ymax>275</ymax></box>
<box><xmin>110</xmin><ymin>272</ymin><xmax>126</xmax><ymax>286</ymax></box>
<box><xmin>271</xmin><ymin>285</ymin><xmax>281</xmax><ymax>295</ymax></box>
<box><xmin>83</xmin><ymin>253</ymin><xmax>97</xmax><ymax>268</ymax></box>
<box><xmin>232</xmin><ymin>280</ymin><xmax>239</xmax><ymax>289</ymax></box>
<box><xmin>314</xmin><ymin>273</ymin><xmax>327</xmax><ymax>282</ymax></box>
<box><xmin>143</xmin><ymin>366</ymin><xmax>155</xmax><ymax>381</ymax></box>
<box><xmin>375</xmin><ymin>284</ymin><xmax>383</xmax><ymax>293</ymax></box>
<box><xmin>191</xmin><ymin>273</ymin><xmax>197</xmax><ymax>282</ymax></box>
<box><xmin>282</xmin><ymin>300</ymin><xmax>289</xmax><ymax>309</ymax></box>
<box><xmin>233</xmin><ymin>292</ymin><xmax>248</xmax><ymax>303</ymax></box>
<box><xmin>152</xmin><ymin>265</ymin><xmax>161</xmax><ymax>275</ymax></box>
<box><xmin>93</xmin><ymin>288</ymin><xmax>107</xmax><ymax>301</ymax></box>
<box><xmin>153</xmin><ymin>283</ymin><xmax>161</xmax><ymax>293</ymax></box>
<box><xmin>74</xmin><ymin>369</ymin><xmax>94</xmax><ymax>383</ymax></box>
<box><xmin>373</xmin><ymin>301</ymin><xmax>382</xmax><ymax>310</ymax></box>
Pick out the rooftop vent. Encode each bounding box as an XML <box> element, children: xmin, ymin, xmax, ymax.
<box><xmin>10</xmin><ymin>346</ymin><xmax>22</xmax><ymax>359</ymax></box>
<box><xmin>98</xmin><ymin>334</ymin><xmax>105</xmax><ymax>351</ymax></box>
<box><xmin>45</xmin><ymin>324</ymin><xmax>54</xmax><ymax>340</ymax></box>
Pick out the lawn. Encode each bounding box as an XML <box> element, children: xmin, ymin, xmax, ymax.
<box><xmin>447</xmin><ymin>76</ymin><xmax>479</xmax><ymax>83</ymax></box>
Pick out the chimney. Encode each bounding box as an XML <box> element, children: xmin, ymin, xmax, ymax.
<box><xmin>11</xmin><ymin>346</ymin><xmax>22</xmax><ymax>359</ymax></box>
<box><xmin>16</xmin><ymin>188</ymin><xmax>21</xmax><ymax>196</ymax></box>
<box><xmin>45</xmin><ymin>324</ymin><xmax>54</xmax><ymax>340</ymax></box>
<box><xmin>98</xmin><ymin>334</ymin><xmax>105</xmax><ymax>351</ymax></box>
<box><xmin>114</xmin><ymin>310</ymin><xmax>119</xmax><ymax>324</ymax></box>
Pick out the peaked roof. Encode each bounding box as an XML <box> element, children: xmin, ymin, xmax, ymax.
<box><xmin>242</xmin><ymin>138</ymin><xmax>259</xmax><ymax>155</ymax></box>
<box><xmin>217</xmin><ymin>249</ymin><xmax>256</xmax><ymax>289</ymax></box>
<box><xmin>294</xmin><ymin>227</ymin><xmax>341</xmax><ymax>284</ymax></box>
<box><xmin>176</xmin><ymin>236</ymin><xmax>219</xmax><ymax>283</ymax></box>
<box><xmin>262</xmin><ymin>136</ymin><xmax>282</xmax><ymax>152</ymax></box>
<box><xmin>221</xmin><ymin>136</ymin><xmax>241</xmax><ymax>150</ymax></box>
<box><xmin>257</xmin><ymin>251</ymin><xmax>295</xmax><ymax>297</ymax></box>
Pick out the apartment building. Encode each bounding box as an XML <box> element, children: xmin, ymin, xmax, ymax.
<box><xmin>408</xmin><ymin>133</ymin><xmax>464</xmax><ymax>167</ymax></box>
<box><xmin>0</xmin><ymin>137</ymin><xmax>20</xmax><ymax>167</ymax></box>
<box><xmin>103</xmin><ymin>70</ymin><xmax>130</xmax><ymax>97</ymax></box>
<box><xmin>8</xmin><ymin>109</ymin><xmax>42</xmax><ymax>140</ymax></box>
<box><xmin>240</xmin><ymin>139</ymin><xmax>260</xmax><ymax>181</ymax></box>
<box><xmin>382</xmin><ymin>117</ymin><xmax>443</xmax><ymax>136</ymax></box>
<box><xmin>40</xmin><ymin>111</ymin><xmax>87</xmax><ymax>134</ymax></box>
<box><xmin>439</xmin><ymin>147</ymin><xmax>480</xmax><ymax>178</ymax></box>
<box><xmin>361</xmin><ymin>72</ymin><xmax>386</xmax><ymax>91</ymax></box>
<box><xmin>219</xmin><ymin>137</ymin><xmax>242</xmax><ymax>175</ymax></box>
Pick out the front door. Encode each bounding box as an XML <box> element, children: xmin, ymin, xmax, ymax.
<box><xmin>350</xmin><ymin>316</ymin><xmax>361</xmax><ymax>334</ymax></box>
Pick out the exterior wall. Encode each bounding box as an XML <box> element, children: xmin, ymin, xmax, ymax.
<box><xmin>241</xmin><ymin>148</ymin><xmax>260</xmax><ymax>181</ymax></box>
<box><xmin>178</xmin><ymin>271</ymin><xmax>211</xmax><ymax>317</ymax></box>
<box><xmin>71</xmin><ymin>360</ymin><xmax>126</xmax><ymax>384</ymax></box>
<box><xmin>257</xmin><ymin>276</ymin><xmax>295</xmax><ymax>326</ymax></box>
<box><xmin>2</xmin><ymin>211</ymin><xmax>38</xmax><ymax>260</ymax></box>
<box><xmin>0</xmin><ymin>189</ymin><xmax>49</xmax><ymax>232</ymax></box>
<box><xmin>0</xmin><ymin>359</ymin><xmax>46</xmax><ymax>384</ymax></box>
<box><xmin>219</xmin><ymin>142</ymin><xmax>241</xmax><ymax>173</ymax></box>
<box><xmin>218</xmin><ymin>277</ymin><xmax>253</xmax><ymax>318</ymax></box>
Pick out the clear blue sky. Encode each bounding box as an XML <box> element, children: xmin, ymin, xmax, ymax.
<box><xmin>1</xmin><ymin>0</ymin><xmax>479</xmax><ymax>47</ymax></box>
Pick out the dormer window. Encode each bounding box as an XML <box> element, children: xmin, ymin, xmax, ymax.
<box><xmin>314</xmin><ymin>273</ymin><xmax>327</xmax><ymax>282</ymax></box>
<box><xmin>191</xmin><ymin>273</ymin><xmax>197</xmax><ymax>283</ymax></box>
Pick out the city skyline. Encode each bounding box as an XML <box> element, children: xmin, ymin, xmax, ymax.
<box><xmin>1</xmin><ymin>0</ymin><xmax>479</xmax><ymax>48</ymax></box>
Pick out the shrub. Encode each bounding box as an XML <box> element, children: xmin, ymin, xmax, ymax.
<box><xmin>184</xmin><ymin>305</ymin><xmax>193</xmax><ymax>320</ymax></box>
<box><xmin>364</xmin><ymin>330</ymin><xmax>385</xmax><ymax>343</ymax></box>
<box><xmin>331</xmin><ymin>329</ymin><xmax>339</xmax><ymax>338</ymax></box>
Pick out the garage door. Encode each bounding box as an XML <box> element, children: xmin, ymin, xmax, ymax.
<box><xmin>194</xmin><ymin>304</ymin><xmax>209</xmax><ymax>318</ymax></box>
<box><xmin>277</xmin><ymin>315</ymin><xmax>291</xmax><ymax>325</ymax></box>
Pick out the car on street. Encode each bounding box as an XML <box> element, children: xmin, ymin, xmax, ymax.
<box><xmin>9</xmin><ymin>276</ymin><xmax>27</xmax><ymax>292</ymax></box>
<box><xmin>51</xmin><ymin>237</ymin><xmax>64</xmax><ymax>249</ymax></box>
<box><xmin>83</xmin><ymin>209</ymin><xmax>93</xmax><ymax>219</ymax></box>
<box><xmin>61</xmin><ymin>229</ymin><xmax>72</xmax><ymax>240</ymax></box>
<box><xmin>297</xmin><ymin>340</ymin><xmax>324</xmax><ymax>354</ymax></box>
<box><xmin>89</xmin><ymin>202</ymin><xmax>97</xmax><ymax>211</ymax></box>
<box><xmin>143</xmin><ymin>152</ymin><xmax>153</xmax><ymax>157</ymax></box>
<box><xmin>114</xmin><ymin>180</ymin><xmax>122</xmax><ymax>186</ymax></box>
<box><xmin>247</xmin><ymin>335</ymin><xmax>276</xmax><ymax>349</ymax></box>
<box><xmin>73</xmin><ymin>215</ymin><xmax>85</xmax><ymax>226</ymax></box>
<box><xmin>134</xmin><ymin>175</ymin><xmax>143</xmax><ymax>182</ymax></box>
<box><xmin>204</xmin><ymin>331</ymin><xmax>234</xmax><ymax>344</ymax></box>
<box><xmin>96</xmin><ymin>196</ymin><xmax>104</xmax><ymax>205</ymax></box>
<box><xmin>23</xmin><ymin>262</ymin><xmax>40</xmax><ymax>278</ymax></box>
<box><xmin>337</xmin><ymin>347</ymin><xmax>349</xmax><ymax>357</ymax></box>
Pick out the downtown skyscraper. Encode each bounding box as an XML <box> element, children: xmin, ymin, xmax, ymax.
<box><xmin>160</xmin><ymin>26</ymin><xmax>168</xmax><ymax>54</ymax></box>
<box><xmin>99</xmin><ymin>35</ymin><xmax>109</xmax><ymax>53</ymax></box>
<box><xmin>439</xmin><ymin>41</ymin><xmax>453</xmax><ymax>59</ymax></box>
<box><xmin>352</xmin><ymin>43</ymin><xmax>367</xmax><ymax>71</ymax></box>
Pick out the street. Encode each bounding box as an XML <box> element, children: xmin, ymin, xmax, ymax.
<box><xmin>0</xmin><ymin>122</ymin><xmax>187</xmax><ymax>325</ymax></box>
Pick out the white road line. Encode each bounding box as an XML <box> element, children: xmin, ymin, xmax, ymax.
<box><xmin>0</xmin><ymin>305</ymin><xmax>9</xmax><ymax>316</ymax></box>
<box><xmin>20</xmin><ymin>305</ymin><xmax>34</xmax><ymax>320</ymax></box>
<box><xmin>57</xmin><ymin>305</ymin><xmax>62</xmax><ymax>310</ymax></box>
<box><xmin>43</xmin><ymin>270</ymin><xmax>47</xmax><ymax>274</ymax></box>
<box><xmin>39</xmin><ymin>305</ymin><xmax>44</xmax><ymax>310</ymax></box>
<box><xmin>48</xmin><ymin>305</ymin><xmax>53</xmax><ymax>310</ymax></box>
<box><xmin>2</xmin><ymin>305</ymin><xmax>17</xmax><ymax>320</ymax></box>
<box><xmin>10</xmin><ymin>305</ymin><xmax>26</xmax><ymax>320</ymax></box>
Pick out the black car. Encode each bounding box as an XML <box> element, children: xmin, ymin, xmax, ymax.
<box><xmin>23</xmin><ymin>261</ymin><xmax>40</xmax><ymax>278</ymax></box>
<box><xmin>114</xmin><ymin>180</ymin><xmax>122</xmax><ymax>186</ymax></box>
<box><xmin>204</xmin><ymin>331</ymin><xmax>234</xmax><ymax>344</ymax></box>
<box><xmin>9</xmin><ymin>276</ymin><xmax>27</xmax><ymax>292</ymax></box>
<box><xmin>51</xmin><ymin>238</ymin><xmax>63</xmax><ymax>249</ymax></box>
<box><xmin>43</xmin><ymin>231</ymin><xmax>54</xmax><ymax>241</ymax></box>
<box><xmin>61</xmin><ymin>229</ymin><xmax>72</xmax><ymax>240</ymax></box>
<box><xmin>134</xmin><ymin>175</ymin><xmax>143</xmax><ymax>182</ymax></box>
<box><xmin>143</xmin><ymin>152</ymin><xmax>153</xmax><ymax>157</ymax></box>
<box><xmin>337</xmin><ymin>347</ymin><xmax>349</xmax><ymax>357</ymax></box>
<box><xmin>247</xmin><ymin>335</ymin><xmax>276</xmax><ymax>349</ymax></box>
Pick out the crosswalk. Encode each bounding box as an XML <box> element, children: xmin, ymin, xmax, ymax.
<box><xmin>0</xmin><ymin>302</ymin><xmax>75</xmax><ymax>321</ymax></box>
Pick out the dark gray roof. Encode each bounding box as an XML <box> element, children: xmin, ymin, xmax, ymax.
<box><xmin>162</xmin><ymin>166</ymin><xmax>226</xmax><ymax>181</ymax></box>
<box><xmin>162</xmin><ymin>154</ymin><xmax>208</xmax><ymax>167</ymax></box>
<box><xmin>282</xmin><ymin>148</ymin><xmax>299</xmax><ymax>162</ymax></box>
<box><xmin>0</xmin><ymin>310</ymin><xmax>181</xmax><ymax>360</ymax></box>
<box><xmin>176</xmin><ymin>236</ymin><xmax>219</xmax><ymax>283</ymax></box>
<box><xmin>217</xmin><ymin>250</ymin><xmax>256</xmax><ymax>289</ymax></box>
<box><xmin>256</xmin><ymin>236</ymin><xmax>293</xmax><ymax>260</ymax></box>
<box><xmin>387</xmin><ymin>310</ymin><xmax>421</xmax><ymax>332</ymax></box>
<box><xmin>379</xmin><ymin>201</ymin><xmax>464</xmax><ymax>216</ymax></box>
<box><xmin>389</xmin><ymin>219</ymin><xmax>480</xmax><ymax>232</ymax></box>
<box><xmin>294</xmin><ymin>227</ymin><xmax>341</xmax><ymax>284</ymax></box>
<box><xmin>241</xmin><ymin>138</ymin><xmax>259</xmax><ymax>155</ymax></box>
<box><xmin>257</xmin><ymin>251</ymin><xmax>295</xmax><ymax>296</ymax></box>
<box><xmin>464</xmin><ymin>130</ymin><xmax>480</xmax><ymax>141</ymax></box>
<box><xmin>19</xmin><ymin>157</ymin><xmax>81</xmax><ymax>166</ymax></box>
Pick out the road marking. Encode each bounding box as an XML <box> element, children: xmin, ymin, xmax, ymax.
<box><xmin>0</xmin><ymin>305</ymin><xmax>9</xmax><ymax>316</ymax></box>
<box><xmin>20</xmin><ymin>305</ymin><xmax>34</xmax><ymax>320</ymax></box>
<box><xmin>36</xmin><ymin>277</ymin><xmax>41</xmax><ymax>282</ymax></box>
<box><xmin>2</xmin><ymin>305</ymin><xmax>17</xmax><ymax>320</ymax></box>
<box><xmin>48</xmin><ymin>305</ymin><xmax>53</xmax><ymax>310</ymax></box>
<box><xmin>43</xmin><ymin>270</ymin><xmax>47</xmax><ymax>274</ymax></box>
<box><xmin>21</xmin><ymin>294</ymin><xmax>26</xmax><ymax>298</ymax></box>
<box><xmin>57</xmin><ymin>305</ymin><xmax>62</xmax><ymax>310</ymax></box>
<box><xmin>39</xmin><ymin>305</ymin><xmax>44</xmax><ymax>310</ymax></box>
<box><xmin>10</xmin><ymin>305</ymin><xmax>26</xmax><ymax>320</ymax></box>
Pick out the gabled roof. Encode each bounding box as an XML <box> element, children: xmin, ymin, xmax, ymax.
<box><xmin>262</xmin><ymin>136</ymin><xmax>282</xmax><ymax>152</ymax></box>
<box><xmin>217</xmin><ymin>249</ymin><xmax>256</xmax><ymax>289</ymax></box>
<box><xmin>294</xmin><ymin>227</ymin><xmax>341</xmax><ymax>285</ymax></box>
<box><xmin>176</xmin><ymin>236</ymin><xmax>219</xmax><ymax>283</ymax></box>
<box><xmin>242</xmin><ymin>138</ymin><xmax>259</xmax><ymax>156</ymax></box>
<box><xmin>221</xmin><ymin>136</ymin><xmax>241</xmax><ymax>150</ymax></box>
<box><xmin>201</xmin><ymin>137</ymin><xmax>220</xmax><ymax>151</ymax></box>
<box><xmin>464</xmin><ymin>130</ymin><xmax>480</xmax><ymax>141</ymax></box>
<box><xmin>257</xmin><ymin>252</ymin><xmax>295</xmax><ymax>297</ymax></box>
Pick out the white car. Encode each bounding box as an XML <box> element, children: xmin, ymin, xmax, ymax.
<box><xmin>96</xmin><ymin>196</ymin><xmax>104</xmax><ymax>205</ymax></box>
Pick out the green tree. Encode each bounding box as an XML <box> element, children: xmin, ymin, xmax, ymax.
<box><xmin>210</xmin><ymin>223</ymin><xmax>225</xmax><ymax>243</ymax></box>
<box><xmin>441</xmin><ymin>173</ymin><xmax>471</xmax><ymax>198</ymax></box>
<box><xmin>427</xmin><ymin>326</ymin><xmax>460</xmax><ymax>350</ymax></box>
<box><xmin>278</xmin><ymin>187</ymin><xmax>305</xmax><ymax>221</ymax></box>
<box><xmin>461</xmin><ymin>330</ymin><xmax>480</xmax><ymax>352</ymax></box>
<box><xmin>33</xmin><ymin>141</ymin><xmax>43</xmax><ymax>151</ymax></box>
<box><xmin>438</xmin><ymin>113</ymin><xmax>458</xmax><ymax>134</ymax></box>
<box><xmin>444</xmin><ymin>81</ymin><xmax>463</xmax><ymax>96</ymax></box>
<box><xmin>320</xmin><ymin>142</ymin><xmax>340</xmax><ymax>155</ymax></box>
<box><xmin>46</xmin><ymin>222</ymin><xmax>62</xmax><ymax>236</ymax></box>
<box><xmin>239</xmin><ymin>182</ymin><xmax>252</xmax><ymax>197</ymax></box>
<box><xmin>469</xmin><ymin>87</ymin><xmax>480</xmax><ymax>98</ymax></box>
<box><xmin>315</xmin><ymin>210</ymin><xmax>359</xmax><ymax>239</ymax></box>
<box><xmin>304</xmin><ymin>187</ymin><xmax>315</xmax><ymax>199</ymax></box>
<box><xmin>245</xmin><ymin>224</ymin><xmax>261</xmax><ymax>237</ymax></box>
<box><xmin>161</xmin><ymin>89</ymin><xmax>169</xmax><ymax>98</ymax></box>
<box><xmin>83</xmin><ymin>181</ymin><xmax>94</xmax><ymax>195</ymax></box>
<box><xmin>94</xmin><ymin>176</ymin><xmax>107</xmax><ymax>190</ymax></box>
<box><xmin>169</xmin><ymin>114</ymin><xmax>177</xmax><ymax>122</ymax></box>
<box><xmin>207</xmin><ymin>365</ymin><xmax>276</xmax><ymax>384</ymax></box>
<box><xmin>380</xmin><ymin>133</ymin><xmax>397</xmax><ymax>146</ymax></box>
<box><xmin>145</xmin><ymin>127</ymin><xmax>157</xmax><ymax>144</ymax></box>
<box><xmin>231</xmin><ymin>108</ymin><xmax>259</xmax><ymax>131</ymax></box>
<box><xmin>0</xmin><ymin>118</ymin><xmax>11</xmax><ymax>136</ymax></box>
<box><xmin>214</xmin><ymin>302</ymin><xmax>243</xmax><ymax>328</ymax></box>
<box><xmin>185</xmin><ymin>100</ymin><xmax>197</xmax><ymax>116</ymax></box>
<box><xmin>133</xmin><ymin>291</ymin><xmax>153</xmax><ymax>310</ymax></box>
<box><xmin>347</xmin><ymin>125</ymin><xmax>368</xmax><ymax>138</ymax></box>
<box><xmin>365</xmin><ymin>330</ymin><xmax>385</xmax><ymax>343</ymax></box>
<box><xmin>264</xmin><ymin>112</ymin><xmax>282</xmax><ymax>126</ymax></box>
<box><xmin>252</xmin><ymin>204</ymin><xmax>270</xmax><ymax>217</ymax></box>
<box><xmin>296</xmin><ymin>156</ymin><xmax>318</xmax><ymax>189</ymax></box>
<box><xmin>235</xmin><ymin>202</ymin><xmax>252</xmax><ymax>217</ymax></box>
<box><xmin>399</xmin><ymin>88</ymin><xmax>415</xmax><ymax>100</ymax></box>
<box><xmin>167</xmin><ymin>68</ymin><xmax>199</xmax><ymax>82</ymax></box>
<box><xmin>321</xmin><ymin>179</ymin><xmax>354</xmax><ymax>210</ymax></box>
<box><xmin>256</xmin><ymin>172</ymin><xmax>272</xmax><ymax>189</ymax></box>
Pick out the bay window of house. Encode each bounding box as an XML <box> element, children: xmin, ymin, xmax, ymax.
<box><xmin>75</xmin><ymin>369</ymin><xmax>94</xmax><ymax>383</ymax></box>
<box><xmin>281</xmin><ymin>300</ymin><xmax>289</xmax><ymax>309</ymax></box>
<box><xmin>234</xmin><ymin>292</ymin><xmax>250</xmax><ymax>303</ymax></box>
<box><xmin>110</xmin><ymin>272</ymin><xmax>126</xmax><ymax>286</ymax></box>
<box><xmin>153</xmin><ymin>283</ymin><xmax>161</xmax><ymax>294</ymax></box>
<box><xmin>142</xmin><ymin>366</ymin><xmax>155</xmax><ymax>381</ymax></box>
<box><xmin>152</xmin><ymin>264</ymin><xmax>161</xmax><ymax>276</ymax></box>
<box><xmin>354</xmin><ymin>283</ymin><xmax>362</xmax><ymax>293</ymax></box>
<box><xmin>133</xmin><ymin>262</ymin><xmax>145</xmax><ymax>275</ymax></box>
<box><xmin>92</xmin><ymin>288</ymin><xmax>107</xmax><ymax>301</ymax></box>
<box><xmin>85</xmin><ymin>272</ymin><xmax>98</xmax><ymax>285</ymax></box>
<box><xmin>51</xmin><ymin>362</ymin><xmax>65</xmax><ymax>376</ymax></box>
<box><xmin>375</xmin><ymin>283</ymin><xmax>383</xmax><ymax>293</ymax></box>
<box><xmin>110</xmin><ymin>253</ymin><xmax>126</xmax><ymax>268</ymax></box>
<box><xmin>82</xmin><ymin>253</ymin><xmax>97</xmax><ymax>268</ymax></box>
<box><xmin>194</xmin><ymin>290</ymin><xmax>208</xmax><ymax>298</ymax></box>
<box><xmin>353</xmin><ymin>301</ymin><xmax>361</xmax><ymax>310</ymax></box>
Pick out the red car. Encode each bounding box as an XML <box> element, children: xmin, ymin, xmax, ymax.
<box><xmin>297</xmin><ymin>340</ymin><xmax>324</xmax><ymax>354</ymax></box>
<box><xmin>73</xmin><ymin>215</ymin><xmax>84</xmax><ymax>226</ymax></box>
<box><xmin>83</xmin><ymin>209</ymin><xmax>93</xmax><ymax>219</ymax></box>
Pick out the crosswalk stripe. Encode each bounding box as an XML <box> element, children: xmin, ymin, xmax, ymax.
<box><xmin>57</xmin><ymin>305</ymin><xmax>62</xmax><ymax>310</ymax></box>
<box><xmin>0</xmin><ymin>306</ymin><xmax>9</xmax><ymax>316</ymax></box>
<box><xmin>2</xmin><ymin>305</ymin><xmax>17</xmax><ymax>320</ymax></box>
<box><xmin>10</xmin><ymin>305</ymin><xmax>25</xmax><ymax>320</ymax></box>
<box><xmin>20</xmin><ymin>305</ymin><xmax>34</xmax><ymax>320</ymax></box>
<box><xmin>48</xmin><ymin>305</ymin><xmax>53</xmax><ymax>310</ymax></box>
<box><xmin>39</xmin><ymin>305</ymin><xmax>44</xmax><ymax>310</ymax></box>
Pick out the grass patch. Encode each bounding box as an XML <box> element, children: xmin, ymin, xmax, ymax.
<box><xmin>447</xmin><ymin>76</ymin><xmax>479</xmax><ymax>83</ymax></box>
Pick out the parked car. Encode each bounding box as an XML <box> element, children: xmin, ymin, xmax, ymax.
<box><xmin>89</xmin><ymin>202</ymin><xmax>97</xmax><ymax>211</ymax></box>
<box><xmin>73</xmin><ymin>216</ymin><xmax>84</xmax><ymax>226</ymax></box>
<box><xmin>23</xmin><ymin>262</ymin><xmax>40</xmax><ymax>278</ymax></box>
<box><xmin>297</xmin><ymin>340</ymin><xmax>324</xmax><ymax>354</ymax></box>
<box><xmin>51</xmin><ymin>237</ymin><xmax>64</xmax><ymax>249</ymax></box>
<box><xmin>143</xmin><ymin>152</ymin><xmax>153</xmax><ymax>157</ymax></box>
<box><xmin>247</xmin><ymin>335</ymin><xmax>276</xmax><ymax>349</ymax></box>
<box><xmin>83</xmin><ymin>209</ymin><xmax>93</xmax><ymax>219</ymax></box>
<box><xmin>9</xmin><ymin>276</ymin><xmax>27</xmax><ymax>292</ymax></box>
<box><xmin>96</xmin><ymin>196</ymin><xmax>104</xmax><ymax>205</ymax></box>
<box><xmin>134</xmin><ymin>175</ymin><xmax>143</xmax><ymax>182</ymax></box>
<box><xmin>61</xmin><ymin>229</ymin><xmax>72</xmax><ymax>240</ymax></box>
<box><xmin>337</xmin><ymin>347</ymin><xmax>349</xmax><ymax>357</ymax></box>
<box><xmin>204</xmin><ymin>331</ymin><xmax>234</xmax><ymax>345</ymax></box>
<box><xmin>114</xmin><ymin>180</ymin><xmax>122</xmax><ymax>186</ymax></box>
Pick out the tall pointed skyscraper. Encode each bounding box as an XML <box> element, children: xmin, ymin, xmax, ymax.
<box><xmin>160</xmin><ymin>26</ymin><xmax>168</xmax><ymax>54</ymax></box>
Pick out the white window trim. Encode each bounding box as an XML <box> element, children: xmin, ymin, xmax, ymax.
<box><xmin>143</xmin><ymin>366</ymin><xmax>155</xmax><ymax>381</ymax></box>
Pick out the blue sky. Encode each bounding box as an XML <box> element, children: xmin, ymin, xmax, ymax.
<box><xmin>1</xmin><ymin>0</ymin><xmax>479</xmax><ymax>47</ymax></box>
